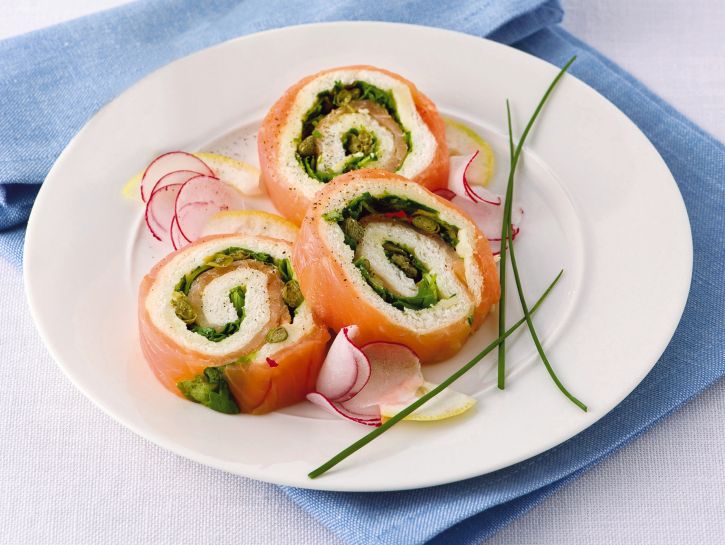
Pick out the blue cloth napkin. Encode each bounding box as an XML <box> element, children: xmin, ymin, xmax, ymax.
<box><xmin>1</xmin><ymin>1</ymin><xmax>723</xmax><ymax>544</ymax></box>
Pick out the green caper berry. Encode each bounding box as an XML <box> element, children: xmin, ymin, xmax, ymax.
<box><xmin>383</xmin><ymin>241</ymin><xmax>407</xmax><ymax>255</ymax></box>
<box><xmin>342</xmin><ymin>217</ymin><xmax>365</xmax><ymax>244</ymax></box>
<box><xmin>411</xmin><ymin>214</ymin><xmax>440</xmax><ymax>234</ymax></box>
<box><xmin>390</xmin><ymin>254</ymin><xmax>418</xmax><ymax>279</ymax></box>
<box><xmin>335</xmin><ymin>88</ymin><xmax>354</xmax><ymax>106</ymax></box>
<box><xmin>205</xmin><ymin>253</ymin><xmax>234</xmax><ymax>268</ymax></box>
<box><xmin>171</xmin><ymin>291</ymin><xmax>197</xmax><ymax>324</ymax></box>
<box><xmin>266</xmin><ymin>326</ymin><xmax>288</xmax><ymax>343</ymax></box>
<box><xmin>297</xmin><ymin>135</ymin><xmax>318</xmax><ymax>157</ymax></box>
<box><xmin>346</xmin><ymin>129</ymin><xmax>375</xmax><ymax>155</ymax></box>
<box><xmin>281</xmin><ymin>280</ymin><xmax>304</xmax><ymax>309</ymax></box>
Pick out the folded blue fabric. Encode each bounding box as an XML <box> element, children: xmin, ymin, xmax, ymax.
<box><xmin>1</xmin><ymin>1</ymin><xmax>723</xmax><ymax>544</ymax></box>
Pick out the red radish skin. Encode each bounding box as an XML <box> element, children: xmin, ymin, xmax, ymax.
<box><xmin>169</xmin><ymin>216</ymin><xmax>188</xmax><ymax>250</ymax></box>
<box><xmin>145</xmin><ymin>183</ymin><xmax>183</xmax><ymax>242</ymax></box>
<box><xmin>150</xmin><ymin>170</ymin><xmax>204</xmax><ymax>195</ymax></box>
<box><xmin>174</xmin><ymin>175</ymin><xmax>246</xmax><ymax>242</ymax></box>
<box><xmin>446</xmin><ymin>151</ymin><xmax>524</xmax><ymax>252</ymax></box>
<box><xmin>307</xmin><ymin>392</ymin><xmax>382</xmax><ymax>426</ymax></box>
<box><xmin>315</xmin><ymin>325</ymin><xmax>371</xmax><ymax>402</ymax></box>
<box><xmin>140</xmin><ymin>151</ymin><xmax>213</xmax><ymax>202</ymax></box>
<box><xmin>449</xmin><ymin>151</ymin><xmax>501</xmax><ymax>206</ymax></box>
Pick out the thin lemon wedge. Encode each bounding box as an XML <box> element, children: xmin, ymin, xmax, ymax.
<box><xmin>379</xmin><ymin>381</ymin><xmax>476</xmax><ymax>422</ymax></box>
<box><xmin>201</xmin><ymin>210</ymin><xmax>299</xmax><ymax>242</ymax></box>
<box><xmin>444</xmin><ymin>117</ymin><xmax>495</xmax><ymax>187</ymax></box>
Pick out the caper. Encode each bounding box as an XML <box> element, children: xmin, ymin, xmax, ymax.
<box><xmin>297</xmin><ymin>135</ymin><xmax>318</xmax><ymax>157</ymax></box>
<box><xmin>346</xmin><ymin>128</ymin><xmax>375</xmax><ymax>155</ymax></box>
<box><xmin>411</xmin><ymin>214</ymin><xmax>440</xmax><ymax>234</ymax></box>
<box><xmin>171</xmin><ymin>291</ymin><xmax>197</xmax><ymax>324</ymax></box>
<box><xmin>266</xmin><ymin>326</ymin><xmax>288</xmax><ymax>343</ymax></box>
<box><xmin>205</xmin><ymin>253</ymin><xmax>234</xmax><ymax>268</ymax></box>
<box><xmin>342</xmin><ymin>217</ymin><xmax>365</xmax><ymax>244</ymax></box>
<box><xmin>282</xmin><ymin>280</ymin><xmax>304</xmax><ymax>309</ymax></box>
<box><xmin>390</xmin><ymin>254</ymin><xmax>418</xmax><ymax>279</ymax></box>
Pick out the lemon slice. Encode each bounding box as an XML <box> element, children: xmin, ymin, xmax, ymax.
<box><xmin>379</xmin><ymin>382</ymin><xmax>476</xmax><ymax>422</ymax></box>
<box><xmin>121</xmin><ymin>172</ymin><xmax>143</xmax><ymax>200</ymax></box>
<box><xmin>444</xmin><ymin>117</ymin><xmax>495</xmax><ymax>187</ymax></box>
<box><xmin>193</xmin><ymin>152</ymin><xmax>262</xmax><ymax>196</ymax></box>
<box><xmin>201</xmin><ymin>210</ymin><xmax>299</xmax><ymax>242</ymax></box>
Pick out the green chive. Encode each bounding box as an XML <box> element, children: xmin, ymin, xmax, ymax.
<box><xmin>497</xmin><ymin>56</ymin><xmax>576</xmax><ymax>390</ymax></box>
<box><xmin>503</xmin><ymin>80</ymin><xmax>587</xmax><ymax>412</ymax></box>
<box><xmin>308</xmin><ymin>270</ymin><xmax>563</xmax><ymax>479</ymax></box>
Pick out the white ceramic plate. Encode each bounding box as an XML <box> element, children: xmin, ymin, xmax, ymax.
<box><xmin>24</xmin><ymin>22</ymin><xmax>691</xmax><ymax>491</ymax></box>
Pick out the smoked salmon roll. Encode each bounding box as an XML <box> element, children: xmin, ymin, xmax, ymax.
<box><xmin>258</xmin><ymin>65</ymin><xmax>449</xmax><ymax>224</ymax></box>
<box><xmin>293</xmin><ymin>169</ymin><xmax>499</xmax><ymax>363</ymax></box>
<box><xmin>138</xmin><ymin>234</ymin><xmax>330</xmax><ymax>414</ymax></box>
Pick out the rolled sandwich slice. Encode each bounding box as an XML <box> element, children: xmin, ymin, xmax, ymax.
<box><xmin>138</xmin><ymin>234</ymin><xmax>330</xmax><ymax>414</ymax></box>
<box><xmin>259</xmin><ymin>65</ymin><xmax>448</xmax><ymax>224</ymax></box>
<box><xmin>293</xmin><ymin>169</ymin><xmax>500</xmax><ymax>363</ymax></box>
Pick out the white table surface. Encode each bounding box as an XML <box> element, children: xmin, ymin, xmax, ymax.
<box><xmin>1</xmin><ymin>1</ymin><xmax>723</xmax><ymax>544</ymax></box>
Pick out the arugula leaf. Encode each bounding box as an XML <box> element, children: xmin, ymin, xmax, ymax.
<box><xmin>324</xmin><ymin>193</ymin><xmax>460</xmax><ymax>248</ymax></box>
<box><xmin>355</xmin><ymin>259</ymin><xmax>441</xmax><ymax>311</ymax></box>
<box><xmin>229</xmin><ymin>286</ymin><xmax>246</xmax><ymax>315</ymax></box>
<box><xmin>176</xmin><ymin>263</ymin><xmax>212</xmax><ymax>294</ymax></box>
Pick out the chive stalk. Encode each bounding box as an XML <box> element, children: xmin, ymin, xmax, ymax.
<box><xmin>503</xmin><ymin>79</ymin><xmax>587</xmax><ymax>412</ymax></box>
<box><xmin>497</xmin><ymin>56</ymin><xmax>577</xmax><ymax>389</ymax></box>
<box><xmin>308</xmin><ymin>271</ymin><xmax>563</xmax><ymax>479</ymax></box>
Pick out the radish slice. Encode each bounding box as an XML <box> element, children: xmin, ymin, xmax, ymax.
<box><xmin>342</xmin><ymin>342</ymin><xmax>424</xmax><ymax>416</ymax></box>
<box><xmin>308</xmin><ymin>328</ymin><xmax>476</xmax><ymax>426</ymax></box>
<box><xmin>170</xmin><ymin>216</ymin><xmax>188</xmax><ymax>250</ymax></box>
<box><xmin>140</xmin><ymin>151</ymin><xmax>213</xmax><ymax>202</ymax></box>
<box><xmin>449</xmin><ymin>152</ymin><xmax>501</xmax><ymax>205</ymax></box>
<box><xmin>315</xmin><ymin>325</ymin><xmax>371</xmax><ymax>401</ymax></box>
<box><xmin>175</xmin><ymin>175</ymin><xmax>246</xmax><ymax>242</ymax></box>
<box><xmin>447</xmin><ymin>152</ymin><xmax>523</xmax><ymax>252</ymax></box>
<box><xmin>307</xmin><ymin>393</ymin><xmax>381</xmax><ymax>426</ymax></box>
<box><xmin>151</xmin><ymin>170</ymin><xmax>203</xmax><ymax>194</ymax></box>
<box><xmin>145</xmin><ymin>183</ymin><xmax>182</xmax><ymax>242</ymax></box>
<box><xmin>452</xmin><ymin>196</ymin><xmax>523</xmax><ymax>253</ymax></box>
